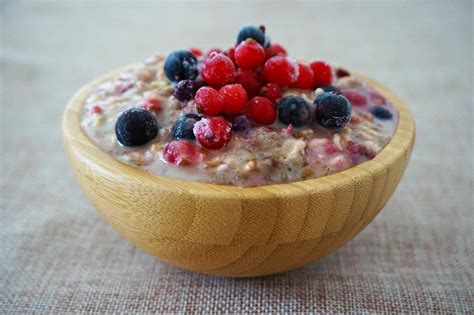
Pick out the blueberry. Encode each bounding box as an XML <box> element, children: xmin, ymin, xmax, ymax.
<box><xmin>370</xmin><ymin>105</ymin><xmax>393</xmax><ymax>120</ymax></box>
<box><xmin>277</xmin><ymin>96</ymin><xmax>312</xmax><ymax>127</ymax></box>
<box><xmin>115</xmin><ymin>108</ymin><xmax>159</xmax><ymax>146</ymax></box>
<box><xmin>237</xmin><ymin>25</ymin><xmax>265</xmax><ymax>46</ymax></box>
<box><xmin>164</xmin><ymin>50</ymin><xmax>199</xmax><ymax>83</ymax></box>
<box><xmin>172</xmin><ymin>79</ymin><xmax>204</xmax><ymax>104</ymax></box>
<box><xmin>319</xmin><ymin>85</ymin><xmax>342</xmax><ymax>95</ymax></box>
<box><xmin>231</xmin><ymin>115</ymin><xmax>252</xmax><ymax>132</ymax></box>
<box><xmin>172</xmin><ymin>113</ymin><xmax>202</xmax><ymax>140</ymax></box>
<box><xmin>314</xmin><ymin>93</ymin><xmax>352</xmax><ymax>130</ymax></box>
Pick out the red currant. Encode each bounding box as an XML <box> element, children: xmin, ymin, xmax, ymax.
<box><xmin>235</xmin><ymin>39</ymin><xmax>266</xmax><ymax>70</ymax></box>
<box><xmin>219</xmin><ymin>84</ymin><xmax>248</xmax><ymax>115</ymax></box>
<box><xmin>264</xmin><ymin>43</ymin><xmax>287</xmax><ymax>60</ymax></box>
<box><xmin>293</xmin><ymin>63</ymin><xmax>314</xmax><ymax>89</ymax></box>
<box><xmin>343</xmin><ymin>89</ymin><xmax>367</xmax><ymax>107</ymax></box>
<box><xmin>336</xmin><ymin>68</ymin><xmax>350</xmax><ymax>78</ymax></box>
<box><xmin>193</xmin><ymin>117</ymin><xmax>232</xmax><ymax>149</ymax></box>
<box><xmin>368</xmin><ymin>90</ymin><xmax>387</xmax><ymax>105</ymax></box>
<box><xmin>201</xmin><ymin>53</ymin><xmax>235</xmax><ymax>87</ymax></box>
<box><xmin>259</xmin><ymin>83</ymin><xmax>282</xmax><ymax>102</ymax></box>
<box><xmin>189</xmin><ymin>47</ymin><xmax>203</xmax><ymax>58</ymax></box>
<box><xmin>194</xmin><ymin>86</ymin><xmax>224</xmax><ymax>116</ymax></box>
<box><xmin>245</xmin><ymin>96</ymin><xmax>276</xmax><ymax>125</ymax></box>
<box><xmin>324</xmin><ymin>140</ymin><xmax>339</xmax><ymax>154</ymax></box>
<box><xmin>263</xmin><ymin>56</ymin><xmax>297</xmax><ymax>88</ymax></box>
<box><xmin>139</xmin><ymin>97</ymin><xmax>162</xmax><ymax>112</ymax></box>
<box><xmin>234</xmin><ymin>68</ymin><xmax>261</xmax><ymax>97</ymax></box>
<box><xmin>204</xmin><ymin>48</ymin><xmax>222</xmax><ymax>58</ymax></box>
<box><xmin>91</xmin><ymin>105</ymin><xmax>103</xmax><ymax>114</ymax></box>
<box><xmin>310</xmin><ymin>61</ymin><xmax>333</xmax><ymax>88</ymax></box>
<box><xmin>226</xmin><ymin>47</ymin><xmax>236</xmax><ymax>63</ymax></box>
<box><xmin>163</xmin><ymin>140</ymin><xmax>202</xmax><ymax>166</ymax></box>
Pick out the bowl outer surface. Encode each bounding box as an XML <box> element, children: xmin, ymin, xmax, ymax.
<box><xmin>62</xmin><ymin>64</ymin><xmax>415</xmax><ymax>277</ymax></box>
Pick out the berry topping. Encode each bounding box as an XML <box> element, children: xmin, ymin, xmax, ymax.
<box><xmin>231</xmin><ymin>115</ymin><xmax>252</xmax><ymax>132</ymax></box>
<box><xmin>263</xmin><ymin>56</ymin><xmax>297</xmax><ymax>88</ymax></box>
<box><xmin>193</xmin><ymin>117</ymin><xmax>232</xmax><ymax>149</ymax></box>
<box><xmin>234</xmin><ymin>68</ymin><xmax>261</xmax><ymax>97</ymax></box>
<box><xmin>276</xmin><ymin>96</ymin><xmax>311</xmax><ymax>127</ymax></box>
<box><xmin>314</xmin><ymin>93</ymin><xmax>352</xmax><ymax>130</ymax></box>
<box><xmin>293</xmin><ymin>63</ymin><xmax>314</xmax><ymax>89</ymax></box>
<box><xmin>172</xmin><ymin>79</ymin><xmax>203</xmax><ymax>104</ymax></box>
<box><xmin>189</xmin><ymin>47</ymin><xmax>203</xmax><ymax>58</ymax></box>
<box><xmin>194</xmin><ymin>86</ymin><xmax>224</xmax><ymax>116</ymax></box>
<box><xmin>205</xmin><ymin>48</ymin><xmax>223</xmax><ymax>58</ymax></box>
<box><xmin>259</xmin><ymin>83</ymin><xmax>282</xmax><ymax>102</ymax></box>
<box><xmin>343</xmin><ymin>89</ymin><xmax>367</xmax><ymax>107</ymax></box>
<box><xmin>324</xmin><ymin>140</ymin><xmax>340</xmax><ymax>154</ymax></box>
<box><xmin>336</xmin><ymin>68</ymin><xmax>350</xmax><ymax>78</ymax></box>
<box><xmin>139</xmin><ymin>97</ymin><xmax>162</xmax><ymax>112</ymax></box>
<box><xmin>115</xmin><ymin>108</ymin><xmax>159</xmax><ymax>146</ymax></box>
<box><xmin>92</xmin><ymin>105</ymin><xmax>103</xmax><ymax>114</ymax></box>
<box><xmin>236</xmin><ymin>25</ymin><xmax>265</xmax><ymax>46</ymax></box>
<box><xmin>368</xmin><ymin>90</ymin><xmax>387</xmax><ymax>105</ymax></box>
<box><xmin>235</xmin><ymin>39</ymin><xmax>266</xmax><ymax>70</ymax></box>
<box><xmin>219</xmin><ymin>84</ymin><xmax>248</xmax><ymax>115</ymax></box>
<box><xmin>163</xmin><ymin>140</ymin><xmax>201</xmax><ymax>166</ymax></box>
<box><xmin>265</xmin><ymin>43</ymin><xmax>287</xmax><ymax>59</ymax></box>
<box><xmin>200</xmin><ymin>53</ymin><xmax>235</xmax><ymax>87</ymax></box>
<box><xmin>319</xmin><ymin>85</ymin><xmax>342</xmax><ymax>95</ymax></box>
<box><xmin>226</xmin><ymin>47</ymin><xmax>236</xmax><ymax>62</ymax></box>
<box><xmin>164</xmin><ymin>50</ymin><xmax>199</xmax><ymax>83</ymax></box>
<box><xmin>172</xmin><ymin>113</ymin><xmax>202</xmax><ymax>140</ymax></box>
<box><xmin>245</xmin><ymin>96</ymin><xmax>277</xmax><ymax>125</ymax></box>
<box><xmin>310</xmin><ymin>61</ymin><xmax>333</xmax><ymax>88</ymax></box>
<box><xmin>370</xmin><ymin>106</ymin><xmax>393</xmax><ymax>120</ymax></box>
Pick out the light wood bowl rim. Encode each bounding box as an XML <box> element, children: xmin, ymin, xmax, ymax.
<box><xmin>62</xmin><ymin>64</ymin><xmax>415</xmax><ymax>198</ymax></box>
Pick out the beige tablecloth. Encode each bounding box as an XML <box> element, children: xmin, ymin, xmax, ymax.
<box><xmin>1</xmin><ymin>1</ymin><xmax>472</xmax><ymax>313</ymax></box>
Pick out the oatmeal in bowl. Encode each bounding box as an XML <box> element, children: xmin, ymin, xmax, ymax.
<box><xmin>64</xmin><ymin>25</ymin><xmax>414</xmax><ymax>276</ymax></box>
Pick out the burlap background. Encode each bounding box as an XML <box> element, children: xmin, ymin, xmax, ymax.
<box><xmin>1</xmin><ymin>1</ymin><xmax>472</xmax><ymax>313</ymax></box>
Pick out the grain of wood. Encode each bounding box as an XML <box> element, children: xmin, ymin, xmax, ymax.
<box><xmin>62</xmin><ymin>66</ymin><xmax>415</xmax><ymax>277</ymax></box>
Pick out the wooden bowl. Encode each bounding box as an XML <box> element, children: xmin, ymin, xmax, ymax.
<box><xmin>62</xmin><ymin>66</ymin><xmax>415</xmax><ymax>277</ymax></box>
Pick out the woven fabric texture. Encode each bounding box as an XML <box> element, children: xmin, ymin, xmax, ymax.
<box><xmin>1</xmin><ymin>1</ymin><xmax>473</xmax><ymax>313</ymax></box>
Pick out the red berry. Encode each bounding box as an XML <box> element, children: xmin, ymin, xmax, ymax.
<box><xmin>189</xmin><ymin>47</ymin><xmax>203</xmax><ymax>58</ymax></box>
<box><xmin>259</xmin><ymin>83</ymin><xmax>282</xmax><ymax>102</ymax></box>
<box><xmin>91</xmin><ymin>105</ymin><xmax>103</xmax><ymax>114</ymax></box>
<box><xmin>226</xmin><ymin>47</ymin><xmax>236</xmax><ymax>63</ymax></box>
<box><xmin>310</xmin><ymin>61</ymin><xmax>333</xmax><ymax>88</ymax></box>
<box><xmin>205</xmin><ymin>48</ymin><xmax>222</xmax><ymax>58</ymax></box>
<box><xmin>194</xmin><ymin>87</ymin><xmax>224</xmax><ymax>116</ymax></box>
<box><xmin>347</xmin><ymin>140</ymin><xmax>361</xmax><ymax>154</ymax></box>
<box><xmin>201</xmin><ymin>53</ymin><xmax>235</xmax><ymax>87</ymax></box>
<box><xmin>234</xmin><ymin>68</ymin><xmax>261</xmax><ymax>97</ymax></box>
<box><xmin>235</xmin><ymin>39</ymin><xmax>266</xmax><ymax>70</ymax></box>
<box><xmin>324</xmin><ymin>141</ymin><xmax>339</xmax><ymax>154</ymax></box>
<box><xmin>368</xmin><ymin>90</ymin><xmax>387</xmax><ymax>105</ymax></box>
<box><xmin>219</xmin><ymin>84</ymin><xmax>248</xmax><ymax>115</ymax></box>
<box><xmin>293</xmin><ymin>63</ymin><xmax>314</xmax><ymax>89</ymax></box>
<box><xmin>193</xmin><ymin>117</ymin><xmax>232</xmax><ymax>149</ymax></box>
<box><xmin>336</xmin><ymin>68</ymin><xmax>350</xmax><ymax>78</ymax></box>
<box><xmin>245</xmin><ymin>96</ymin><xmax>276</xmax><ymax>125</ymax></box>
<box><xmin>343</xmin><ymin>89</ymin><xmax>367</xmax><ymax>107</ymax></box>
<box><xmin>139</xmin><ymin>97</ymin><xmax>162</xmax><ymax>112</ymax></box>
<box><xmin>265</xmin><ymin>43</ymin><xmax>287</xmax><ymax>60</ymax></box>
<box><xmin>163</xmin><ymin>140</ymin><xmax>201</xmax><ymax>166</ymax></box>
<box><xmin>263</xmin><ymin>56</ymin><xmax>297</xmax><ymax>88</ymax></box>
